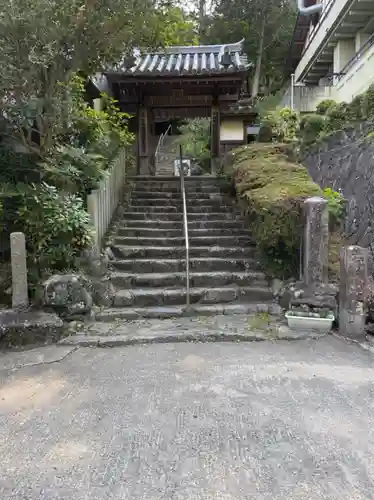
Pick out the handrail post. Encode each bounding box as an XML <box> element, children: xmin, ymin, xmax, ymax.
<box><xmin>179</xmin><ymin>144</ymin><xmax>190</xmax><ymax>308</ymax></box>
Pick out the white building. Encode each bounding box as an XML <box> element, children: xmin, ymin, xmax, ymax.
<box><xmin>283</xmin><ymin>0</ymin><xmax>374</xmax><ymax>112</ymax></box>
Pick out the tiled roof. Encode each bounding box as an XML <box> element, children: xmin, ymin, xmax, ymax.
<box><xmin>112</xmin><ymin>40</ymin><xmax>250</xmax><ymax>76</ymax></box>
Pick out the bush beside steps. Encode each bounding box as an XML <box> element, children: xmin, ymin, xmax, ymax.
<box><xmin>223</xmin><ymin>143</ymin><xmax>322</xmax><ymax>278</ymax></box>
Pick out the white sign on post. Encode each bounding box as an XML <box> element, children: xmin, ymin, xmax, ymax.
<box><xmin>173</xmin><ymin>158</ymin><xmax>191</xmax><ymax>177</ymax></box>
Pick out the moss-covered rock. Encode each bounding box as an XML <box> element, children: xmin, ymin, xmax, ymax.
<box><xmin>225</xmin><ymin>143</ymin><xmax>322</xmax><ymax>278</ymax></box>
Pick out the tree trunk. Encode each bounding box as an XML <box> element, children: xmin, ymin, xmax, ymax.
<box><xmin>199</xmin><ymin>0</ymin><xmax>206</xmax><ymax>42</ymax></box>
<box><xmin>251</xmin><ymin>14</ymin><xmax>266</xmax><ymax>98</ymax></box>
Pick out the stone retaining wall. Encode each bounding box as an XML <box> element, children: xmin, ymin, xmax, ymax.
<box><xmin>301</xmin><ymin>122</ymin><xmax>374</xmax><ymax>252</ymax></box>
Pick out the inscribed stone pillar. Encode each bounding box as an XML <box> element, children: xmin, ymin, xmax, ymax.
<box><xmin>210</xmin><ymin>104</ymin><xmax>221</xmax><ymax>176</ymax></box>
<box><xmin>303</xmin><ymin>197</ymin><xmax>329</xmax><ymax>288</ymax></box>
<box><xmin>10</xmin><ymin>232</ymin><xmax>29</xmax><ymax>309</ymax></box>
<box><xmin>339</xmin><ymin>245</ymin><xmax>368</xmax><ymax>338</ymax></box>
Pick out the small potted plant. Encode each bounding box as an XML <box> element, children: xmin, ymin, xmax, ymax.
<box><xmin>285</xmin><ymin>308</ymin><xmax>335</xmax><ymax>333</ymax></box>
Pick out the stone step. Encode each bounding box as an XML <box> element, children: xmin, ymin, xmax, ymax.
<box><xmin>121</xmin><ymin>220</ymin><xmax>246</xmax><ymax>229</ymax></box>
<box><xmin>111</xmin><ymin>257</ymin><xmax>260</xmax><ymax>273</ymax></box>
<box><xmin>95</xmin><ymin>303</ymin><xmax>281</xmax><ymax>321</ymax></box>
<box><xmin>187</xmin><ymin>205</ymin><xmax>238</xmax><ymax>213</ymax></box>
<box><xmin>130</xmin><ymin>198</ymin><xmax>184</xmax><ymax>207</ymax></box>
<box><xmin>111</xmin><ymin>245</ymin><xmax>256</xmax><ymax>259</ymax></box>
<box><xmin>127</xmin><ymin>205</ymin><xmax>182</xmax><ymax>213</ymax></box>
<box><xmin>116</xmin><ymin>227</ymin><xmax>252</xmax><ymax>238</ymax></box>
<box><xmin>111</xmin><ymin>271</ymin><xmax>267</xmax><ymax>288</ymax></box>
<box><xmin>132</xmin><ymin>184</ymin><xmax>228</xmax><ymax>193</ymax></box>
<box><xmin>131</xmin><ymin>185</ymin><xmax>225</xmax><ymax>194</ymax></box>
<box><xmin>112</xmin><ymin>285</ymin><xmax>273</xmax><ymax>308</ymax></box>
<box><xmin>129</xmin><ymin>198</ymin><xmax>232</xmax><ymax>207</ymax></box>
<box><xmin>130</xmin><ymin>175</ymin><xmax>227</xmax><ymax>182</ymax></box>
<box><xmin>128</xmin><ymin>205</ymin><xmax>239</xmax><ymax>214</ymax></box>
<box><xmin>131</xmin><ymin>191</ymin><xmax>221</xmax><ymax>200</ymax></box>
<box><xmin>113</xmin><ymin>235</ymin><xmax>253</xmax><ymax>247</ymax></box>
<box><xmin>121</xmin><ymin>212</ymin><xmax>240</xmax><ymax>221</ymax></box>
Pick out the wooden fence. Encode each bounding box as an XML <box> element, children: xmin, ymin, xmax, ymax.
<box><xmin>87</xmin><ymin>149</ymin><xmax>127</xmax><ymax>255</ymax></box>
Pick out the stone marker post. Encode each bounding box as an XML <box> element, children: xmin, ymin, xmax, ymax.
<box><xmin>339</xmin><ymin>245</ymin><xmax>368</xmax><ymax>338</ymax></box>
<box><xmin>303</xmin><ymin>197</ymin><xmax>329</xmax><ymax>288</ymax></box>
<box><xmin>10</xmin><ymin>232</ymin><xmax>29</xmax><ymax>309</ymax></box>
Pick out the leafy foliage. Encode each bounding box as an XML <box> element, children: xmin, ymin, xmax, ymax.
<box><xmin>298</xmin><ymin>114</ymin><xmax>326</xmax><ymax>145</ymax></box>
<box><xmin>159</xmin><ymin>6</ymin><xmax>198</xmax><ymax>45</ymax></box>
<box><xmin>254</xmin><ymin>91</ymin><xmax>283</xmax><ymax>116</ymax></box>
<box><xmin>0</xmin><ymin>183</ymin><xmax>92</xmax><ymax>271</ymax></box>
<box><xmin>0</xmin><ymin>0</ymin><xmax>200</xmax><ymax>290</ymax></box>
<box><xmin>179</xmin><ymin>118</ymin><xmax>211</xmax><ymax>170</ymax></box>
<box><xmin>260</xmin><ymin>107</ymin><xmax>299</xmax><ymax>143</ymax></box>
<box><xmin>224</xmin><ymin>143</ymin><xmax>322</xmax><ymax>278</ymax></box>
<box><xmin>0</xmin><ymin>0</ymin><xmax>180</xmax><ymax>156</ymax></box>
<box><xmin>263</xmin><ymin>84</ymin><xmax>374</xmax><ymax>151</ymax></box>
<box><xmin>37</xmin><ymin>76</ymin><xmax>134</xmax><ymax>196</ymax></box>
<box><xmin>204</xmin><ymin>0</ymin><xmax>297</xmax><ymax>95</ymax></box>
<box><xmin>39</xmin><ymin>146</ymin><xmax>106</xmax><ymax>195</ymax></box>
<box><xmin>316</xmin><ymin>100</ymin><xmax>337</xmax><ymax>116</ymax></box>
<box><xmin>65</xmin><ymin>77</ymin><xmax>133</xmax><ymax>158</ymax></box>
<box><xmin>323</xmin><ymin>187</ymin><xmax>345</xmax><ymax>229</ymax></box>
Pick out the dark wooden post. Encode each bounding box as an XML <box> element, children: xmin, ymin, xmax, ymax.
<box><xmin>210</xmin><ymin>101</ymin><xmax>220</xmax><ymax>175</ymax></box>
<box><xmin>147</xmin><ymin>109</ymin><xmax>156</xmax><ymax>175</ymax></box>
<box><xmin>137</xmin><ymin>105</ymin><xmax>150</xmax><ymax>175</ymax></box>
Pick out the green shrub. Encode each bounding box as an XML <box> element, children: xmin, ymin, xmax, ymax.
<box><xmin>254</xmin><ymin>92</ymin><xmax>283</xmax><ymax>116</ymax></box>
<box><xmin>257</xmin><ymin>123</ymin><xmax>273</xmax><ymax>143</ymax></box>
<box><xmin>225</xmin><ymin>143</ymin><xmax>322</xmax><ymax>278</ymax></box>
<box><xmin>0</xmin><ymin>183</ymin><xmax>92</xmax><ymax>273</ymax></box>
<box><xmin>361</xmin><ymin>84</ymin><xmax>374</xmax><ymax>120</ymax></box>
<box><xmin>349</xmin><ymin>94</ymin><xmax>364</xmax><ymax>120</ymax></box>
<box><xmin>40</xmin><ymin>145</ymin><xmax>107</xmax><ymax>196</ymax></box>
<box><xmin>66</xmin><ymin>76</ymin><xmax>133</xmax><ymax>163</ymax></box>
<box><xmin>179</xmin><ymin>118</ymin><xmax>211</xmax><ymax>169</ymax></box>
<box><xmin>324</xmin><ymin>102</ymin><xmax>350</xmax><ymax>132</ymax></box>
<box><xmin>316</xmin><ymin>99</ymin><xmax>336</xmax><ymax>115</ymax></box>
<box><xmin>323</xmin><ymin>187</ymin><xmax>345</xmax><ymax>229</ymax></box>
<box><xmin>299</xmin><ymin>114</ymin><xmax>326</xmax><ymax>144</ymax></box>
<box><xmin>0</xmin><ymin>142</ymin><xmax>41</xmax><ymax>184</ymax></box>
<box><xmin>262</xmin><ymin>107</ymin><xmax>299</xmax><ymax>143</ymax></box>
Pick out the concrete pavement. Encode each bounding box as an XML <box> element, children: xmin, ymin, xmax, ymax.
<box><xmin>1</xmin><ymin>337</ymin><xmax>374</xmax><ymax>499</ymax></box>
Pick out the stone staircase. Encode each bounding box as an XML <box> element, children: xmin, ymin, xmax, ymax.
<box><xmin>97</xmin><ymin>176</ymin><xmax>279</xmax><ymax>321</ymax></box>
<box><xmin>155</xmin><ymin>135</ymin><xmax>179</xmax><ymax>176</ymax></box>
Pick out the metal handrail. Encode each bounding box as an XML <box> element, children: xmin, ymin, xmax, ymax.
<box><xmin>178</xmin><ymin>145</ymin><xmax>190</xmax><ymax>308</ymax></box>
<box><xmin>155</xmin><ymin>124</ymin><xmax>172</xmax><ymax>167</ymax></box>
<box><xmin>337</xmin><ymin>32</ymin><xmax>374</xmax><ymax>82</ymax></box>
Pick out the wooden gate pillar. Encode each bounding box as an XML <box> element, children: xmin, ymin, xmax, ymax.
<box><xmin>210</xmin><ymin>104</ymin><xmax>221</xmax><ymax>176</ymax></box>
<box><xmin>137</xmin><ymin>105</ymin><xmax>152</xmax><ymax>175</ymax></box>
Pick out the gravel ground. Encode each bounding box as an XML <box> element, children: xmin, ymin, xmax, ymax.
<box><xmin>0</xmin><ymin>336</ymin><xmax>374</xmax><ymax>499</ymax></box>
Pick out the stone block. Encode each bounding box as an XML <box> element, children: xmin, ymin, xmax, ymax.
<box><xmin>10</xmin><ymin>232</ymin><xmax>28</xmax><ymax>309</ymax></box>
<box><xmin>271</xmin><ymin>279</ymin><xmax>284</xmax><ymax>298</ymax></box>
<box><xmin>43</xmin><ymin>273</ymin><xmax>93</xmax><ymax>319</ymax></box>
<box><xmin>201</xmin><ymin>288</ymin><xmax>237</xmax><ymax>304</ymax></box>
<box><xmin>0</xmin><ymin>310</ymin><xmax>63</xmax><ymax>347</ymax></box>
<box><xmin>190</xmin><ymin>163</ymin><xmax>203</xmax><ymax>176</ymax></box>
<box><xmin>339</xmin><ymin>245</ymin><xmax>368</xmax><ymax>338</ymax></box>
<box><xmin>278</xmin><ymin>279</ymin><xmax>338</xmax><ymax>316</ymax></box>
<box><xmin>91</xmin><ymin>279</ymin><xmax>116</xmax><ymax>307</ymax></box>
<box><xmin>303</xmin><ymin>197</ymin><xmax>329</xmax><ymax>288</ymax></box>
